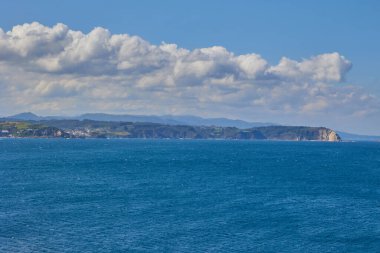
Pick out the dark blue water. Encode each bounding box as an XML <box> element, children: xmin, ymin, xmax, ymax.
<box><xmin>1</xmin><ymin>139</ymin><xmax>380</xmax><ymax>252</ymax></box>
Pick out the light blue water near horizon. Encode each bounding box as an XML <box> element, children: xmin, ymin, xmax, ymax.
<box><xmin>0</xmin><ymin>139</ymin><xmax>380</xmax><ymax>252</ymax></box>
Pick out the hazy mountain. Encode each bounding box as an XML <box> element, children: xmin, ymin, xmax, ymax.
<box><xmin>158</xmin><ymin>115</ymin><xmax>274</xmax><ymax>128</ymax></box>
<box><xmin>5</xmin><ymin>112</ymin><xmax>68</xmax><ymax>121</ymax></box>
<box><xmin>78</xmin><ymin>113</ymin><xmax>275</xmax><ymax>128</ymax></box>
<box><xmin>7</xmin><ymin>112</ymin><xmax>41</xmax><ymax>121</ymax></box>
<box><xmin>4</xmin><ymin>112</ymin><xmax>275</xmax><ymax>128</ymax></box>
<box><xmin>77</xmin><ymin>113</ymin><xmax>181</xmax><ymax>125</ymax></box>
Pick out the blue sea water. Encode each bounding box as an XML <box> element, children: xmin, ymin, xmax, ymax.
<box><xmin>0</xmin><ymin>139</ymin><xmax>380</xmax><ymax>252</ymax></box>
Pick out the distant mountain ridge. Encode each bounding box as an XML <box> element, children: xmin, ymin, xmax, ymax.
<box><xmin>4</xmin><ymin>112</ymin><xmax>276</xmax><ymax>128</ymax></box>
<box><xmin>3</xmin><ymin>112</ymin><xmax>380</xmax><ymax>141</ymax></box>
<box><xmin>0</xmin><ymin>120</ymin><xmax>341</xmax><ymax>141</ymax></box>
<box><xmin>7</xmin><ymin>112</ymin><xmax>41</xmax><ymax>121</ymax></box>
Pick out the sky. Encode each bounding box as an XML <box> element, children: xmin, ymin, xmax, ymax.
<box><xmin>0</xmin><ymin>0</ymin><xmax>379</xmax><ymax>135</ymax></box>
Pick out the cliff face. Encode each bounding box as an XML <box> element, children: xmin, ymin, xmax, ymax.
<box><xmin>254</xmin><ymin>126</ymin><xmax>341</xmax><ymax>142</ymax></box>
<box><xmin>319</xmin><ymin>128</ymin><xmax>341</xmax><ymax>142</ymax></box>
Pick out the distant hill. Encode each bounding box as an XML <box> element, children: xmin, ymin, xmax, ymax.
<box><xmin>0</xmin><ymin>119</ymin><xmax>341</xmax><ymax>141</ymax></box>
<box><xmin>4</xmin><ymin>112</ymin><xmax>276</xmax><ymax>128</ymax></box>
<box><xmin>77</xmin><ymin>113</ymin><xmax>181</xmax><ymax>125</ymax></box>
<box><xmin>5</xmin><ymin>112</ymin><xmax>66</xmax><ymax>121</ymax></box>
<box><xmin>7</xmin><ymin>112</ymin><xmax>41</xmax><ymax>121</ymax></box>
<box><xmin>77</xmin><ymin>113</ymin><xmax>275</xmax><ymax>128</ymax></box>
<box><xmin>0</xmin><ymin>121</ymin><xmax>68</xmax><ymax>138</ymax></box>
<box><xmin>5</xmin><ymin>112</ymin><xmax>379</xmax><ymax>141</ymax></box>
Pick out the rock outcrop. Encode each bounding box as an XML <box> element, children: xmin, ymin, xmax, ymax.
<box><xmin>253</xmin><ymin>126</ymin><xmax>341</xmax><ymax>141</ymax></box>
<box><xmin>319</xmin><ymin>128</ymin><xmax>341</xmax><ymax>142</ymax></box>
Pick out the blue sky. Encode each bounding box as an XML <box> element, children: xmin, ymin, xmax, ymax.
<box><xmin>0</xmin><ymin>0</ymin><xmax>379</xmax><ymax>134</ymax></box>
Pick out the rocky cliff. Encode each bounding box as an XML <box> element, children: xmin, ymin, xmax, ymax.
<box><xmin>253</xmin><ymin>126</ymin><xmax>341</xmax><ymax>141</ymax></box>
<box><xmin>319</xmin><ymin>128</ymin><xmax>341</xmax><ymax>142</ymax></box>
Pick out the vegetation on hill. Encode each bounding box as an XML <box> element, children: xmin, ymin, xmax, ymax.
<box><xmin>0</xmin><ymin>122</ymin><xmax>69</xmax><ymax>138</ymax></box>
<box><xmin>0</xmin><ymin>120</ymin><xmax>341</xmax><ymax>141</ymax></box>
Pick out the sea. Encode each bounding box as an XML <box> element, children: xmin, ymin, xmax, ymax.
<box><xmin>0</xmin><ymin>138</ymin><xmax>379</xmax><ymax>252</ymax></box>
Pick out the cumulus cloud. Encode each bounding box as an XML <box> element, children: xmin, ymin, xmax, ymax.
<box><xmin>0</xmin><ymin>22</ymin><xmax>351</xmax><ymax>81</ymax></box>
<box><xmin>268</xmin><ymin>53</ymin><xmax>352</xmax><ymax>82</ymax></box>
<box><xmin>0</xmin><ymin>22</ymin><xmax>378</xmax><ymax>133</ymax></box>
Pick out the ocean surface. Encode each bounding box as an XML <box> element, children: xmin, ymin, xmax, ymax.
<box><xmin>1</xmin><ymin>139</ymin><xmax>380</xmax><ymax>252</ymax></box>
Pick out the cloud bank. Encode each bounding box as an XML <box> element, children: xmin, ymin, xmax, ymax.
<box><xmin>0</xmin><ymin>22</ymin><xmax>378</xmax><ymax>133</ymax></box>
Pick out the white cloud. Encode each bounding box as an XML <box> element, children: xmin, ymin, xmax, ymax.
<box><xmin>0</xmin><ymin>22</ymin><xmax>351</xmax><ymax>81</ymax></box>
<box><xmin>268</xmin><ymin>53</ymin><xmax>352</xmax><ymax>82</ymax></box>
<box><xmin>0</xmin><ymin>22</ymin><xmax>378</xmax><ymax>134</ymax></box>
